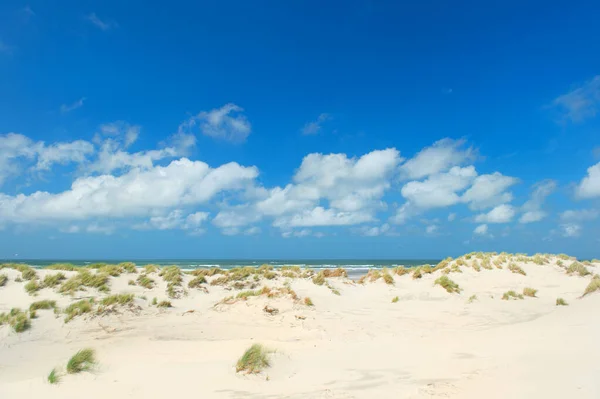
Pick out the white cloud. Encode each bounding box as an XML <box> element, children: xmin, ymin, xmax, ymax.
<box><xmin>86</xmin><ymin>13</ymin><xmax>117</xmax><ymax>31</ymax></box>
<box><xmin>401</xmin><ymin>166</ymin><xmax>476</xmax><ymax>208</ymax></box>
<box><xmin>301</xmin><ymin>113</ymin><xmax>331</xmax><ymax>135</ymax></box>
<box><xmin>358</xmin><ymin>223</ymin><xmax>390</xmax><ymax>237</ymax></box>
<box><xmin>426</xmin><ymin>225</ymin><xmax>438</xmax><ymax>234</ymax></box>
<box><xmin>553</xmin><ymin>76</ymin><xmax>600</xmax><ymax>123</ymax></box>
<box><xmin>274</xmin><ymin>207</ymin><xmax>374</xmax><ymax>228</ymax></box>
<box><xmin>519</xmin><ymin>180</ymin><xmax>556</xmax><ymax>223</ymax></box>
<box><xmin>135</xmin><ymin>210</ymin><xmax>209</xmax><ymax>231</ymax></box>
<box><xmin>447</xmin><ymin>213</ymin><xmax>456</xmax><ymax>222</ymax></box>
<box><xmin>461</xmin><ymin>172</ymin><xmax>518</xmax><ymax>210</ymax></box>
<box><xmin>561</xmin><ymin>223</ymin><xmax>581</xmax><ymax>237</ymax></box>
<box><xmin>282</xmin><ymin>229</ymin><xmax>312</xmax><ymax>238</ymax></box>
<box><xmin>0</xmin><ymin>158</ymin><xmax>258</xmax><ymax>224</ymax></box>
<box><xmin>88</xmin><ymin>122</ymin><xmax>195</xmax><ymax>174</ymax></box>
<box><xmin>474</xmin><ymin>204</ymin><xmax>515</xmax><ymax>223</ymax></box>
<box><xmin>575</xmin><ymin>162</ymin><xmax>600</xmax><ymax>199</ymax></box>
<box><xmin>34</xmin><ymin>141</ymin><xmax>95</xmax><ymax>171</ymax></box>
<box><xmin>60</xmin><ymin>98</ymin><xmax>85</xmax><ymax>113</ymax></box>
<box><xmin>474</xmin><ymin>224</ymin><xmax>488</xmax><ymax>235</ymax></box>
<box><xmin>519</xmin><ymin>211</ymin><xmax>546</xmax><ymax>224</ymax></box>
<box><xmin>399</xmin><ymin>138</ymin><xmax>475</xmax><ymax>180</ymax></box>
<box><xmin>192</xmin><ymin>103</ymin><xmax>251</xmax><ymax>143</ymax></box>
<box><xmin>213</xmin><ymin>206</ymin><xmax>262</xmax><ymax>228</ymax></box>
<box><xmin>0</xmin><ymin>133</ymin><xmax>95</xmax><ymax>185</ymax></box>
<box><xmin>560</xmin><ymin>209</ymin><xmax>599</xmax><ymax>221</ymax></box>
<box><xmin>244</xmin><ymin>226</ymin><xmax>261</xmax><ymax>235</ymax></box>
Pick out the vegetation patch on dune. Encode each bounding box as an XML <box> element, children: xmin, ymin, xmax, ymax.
<box><xmin>567</xmin><ymin>262</ymin><xmax>590</xmax><ymax>277</ymax></box>
<box><xmin>188</xmin><ymin>275</ymin><xmax>207</xmax><ymax>288</ymax></box>
<box><xmin>467</xmin><ymin>294</ymin><xmax>477</xmax><ymax>303</ymax></box>
<box><xmin>64</xmin><ymin>299</ymin><xmax>95</xmax><ymax>323</ymax></box>
<box><xmin>100</xmin><ymin>294</ymin><xmax>134</xmax><ymax>306</ymax></box>
<box><xmin>502</xmin><ymin>290</ymin><xmax>524</xmax><ymax>300</ymax></box>
<box><xmin>434</xmin><ymin>275</ymin><xmax>461</xmax><ymax>293</ymax></box>
<box><xmin>582</xmin><ymin>275</ymin><xmax>600</xmax><ymax>297</ymax></box>
<box><xmin>0</xmin><ymin>263</ymin><xmax>38</xmax><ymax>280</ymax></box>
<box><xmin>0</xmin><ymin>274</ymin><xmax>8</xmax><ymax>287</ymax></box>
<box><xmin>30</xmin><ymin>300</ymin><xmax>57</xmax><ymax>312</ymax></box>
<box><xmin>136</xmin><ymin>274</ymin><xmax>155</xmax><ymax>289</ymax></box>
<box><xmin>304</xmin><ymin>297</ymin><xmax>314</xmax><ymax>306</ymax></box>
<box><xmin>523</xmin><ymin>287</ymin><xmax>538</xmax><ymax>297</ymax></box>
<box><xmin>59</xmin><ymin>270</ymin><xmax>109</xmax><ymax>295</ymax></box>
<box><xmin>44</xmin><ymin>263</ymin><xmax>78</xmax><ymax>271</ymax></box>
<box><xmin>236</xmin><ymin>344</ymin><xmax>271</xmax><ymax>374</ymax></box>
<box><xmin>391</xmin><ymin>296</ymin><xmax>399</xmax><ymax>303</ymax></box>
<box><xmin>0</xmin><ymin>308</ymin><xmax>31</xmax><ymax>333</ymax></box>
<box><xmin>143</xmin><ymin>264</ymin><xmax>160</xmax><ymax>274</ymax></box>
<box><xmin>556</xmin><ymin>298</ymin><xmax>568</xmax><ymax>306</ymax></box>
<box><xmin>382</xmin><ymin>269</ymin><xmax>394</xmax><ymax>285</ymax></box>
<box><xmin>160</xmin><ymin>266</ymin><xmax>185</xmax><ymax>298</ymax></box>
<box><xmin>66</xmin><ymin>348</ymin><xmax>96</xmax><ymax>374</ymax></box>
<box><xmin>42</xmin><ymin>273</ymin><xmax>67</xmax><ymax>288</ymax></box>
<box><xmin>157</xmin><ymin>300</ymin><xmax>172</xmax><ymax>308</ymax></box>
<box><xmin>508</xmin><ymin>263</ymin><xmax>526</xmax><ymax>276</ymax></box>
<box><xmin>47</xmin><ymin>368</ymin><xmax>60</xmax><ymax>384</ymax></box>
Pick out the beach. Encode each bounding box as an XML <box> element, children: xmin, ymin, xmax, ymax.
<box><xmin>1</xmin><ymin>253</ymin><xmax>599</xmax><ymax>398</ymax></box>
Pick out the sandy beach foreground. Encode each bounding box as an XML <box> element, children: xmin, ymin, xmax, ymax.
<box><xmin>1</xmin><ymin>253</ymin><xmax>599</xmax><ymax>398</ymax></box>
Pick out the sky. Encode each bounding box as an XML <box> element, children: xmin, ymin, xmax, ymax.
<box><xmin>1</xmin><ymin>1</ymin><xmax>600</xmax><ymax>260</ymax></box>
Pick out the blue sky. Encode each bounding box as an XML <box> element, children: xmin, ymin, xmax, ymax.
<box><xmin>1</xmin><ymin>1</ymin><xmax>600</xmax><ymax>259</ymax></box>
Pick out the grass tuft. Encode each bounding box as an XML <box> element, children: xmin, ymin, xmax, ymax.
<box><xmin>467</xmin><ymin>294</ymin><xmax>477</xmax><ymax>303</ymax></box>
<box><xmin>48</xmin><ymin>368</ymin><xmax>60</xmax><ymax>384</ymax></box>
<box><xmin>100</xmin><ymin>294</ymin><xmax>134</xmax><ymax>306</ymax></box>
<box><xmin>556</xmin><ymin>297</ymin><xmax>568</xmax><ymax>306</ymax></box>
<box><xmin>582</xmin><ymin>275</ymin><xmax>600</xmax><ymax>297</ymax></box>
<box><xmin>236</xmin><ymin>344</ymin><xmax>271</xmax><ymax>374</ymax></box>
<box><xmin>64</xmin><ymin>299</ymin><xmax>94</xmax><ymax>322</ymax></box>
<box><xmin>434</xmin><ymin>275</ymin><xmax>461</xmax><ymax>293</ymax></box>
<box><xmin>59</xmin><ymin>270</ymin><xmax>109</xmax><ymax>295</ymax></box>
<box><xmin>42</xmin><ymin>273</ymin><xmax>66</xmax><ymax>288</ymax></box>
<box><xmin>136</xmin><ymin>274</ymin><xmax>155</xmax><ymax>289</ymax></box>
<box><xmin>24</xmin><ymin>279</ymin><xmax>41</xmax><ymax>295</ymax></box>
<box><xmin>382</xmin><ymin>270</ymin><xmax>394</xmax><ymax>285</ymax></box>
<box><xmin>523</xmin><ymin>287</ymin><xmax>538</xmax><ymax>297</ymax></box>
<box><xmin>157</xmin><ymin>300</ymin><xmax>172</xmax><ymax>308</ymax></box>
<box><xmin>0</xmin><ymin>308</ymin><xmax>31</xmax><ymax>333</ymax></box>
<box><xmin>0</xmin><ymin>274</ymin><xmax>7</xmax><ymax>287</ymax></box>
<box><xmin>391</xmin><ymin>296</ymin><xmax>399</xmax><ymax>303</ymax></box>
<box><xmin>30</xmin><ymin>300</ymin><xmax>57</xmax><ymax>311</ymax></box>
<box><xmin>188</xmin><ymin>275</ymin><xmax>207</xmax><ymax>288</ymax></box>
<box><xmin>502</xmin><ymin>290</ymin><xmax>524</xmax><ymax>300</ymax></box>
<box><xmin>304</xmin><ymin>297</ymin><xmax>314</xmax><ymax>306</ymax></box>
<box><xmin>66</xmin><ymin>348</ymin><xmax>96</xmax><ymax>374</ymax></box>
<box><xmin>567</xmin><ymin>262</ymin><xmax>590</xmax><ymax>277</ymax></box>
<box><xmin>508</xmin><ymin>263</ymin><xmax>527</xmax><ymax>276</ymax></box>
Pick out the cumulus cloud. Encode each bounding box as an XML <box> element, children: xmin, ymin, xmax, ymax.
<box><xmin>401</xmin><ymin>166</ymin><xmax>476</xmax><ymax>208</ymax></box>
<box><xmin>356</xmin><ymin>223</ymin><xmax>390</xmax><ymax>237</ymax></box>
<box><xmin>181</xmin><ymin>103</ymin><xmax>251</xmax><ymax>143</ymax></box>
<box><xmin>0</xmin><ymin>133</ymin><xmax>95</xmax><ymax>185</ymax></box>
<box><xmin>474</xmin><ymin>204</ymin><xmax>515</xmax><ymax>223</ymax></box>
<box><xmin>474</xmin><ymin>224</ymin><xmax>488</xmax><ymax>235</ymax></box>
<box><xmin>575</xmin><ymin>162</ymin><xmax>600</xmax><ymax>199</ymax></box>
<box><xmin>274</xmin><ymin>207</ymin><xmax>374</xmax><ymax>228</ymax></box>
<box><xmin>426</xmin><ymin>225</ymin><xmax>438</xmax><ymax>234</ymax></box>
<box><xmin>561</xmin><ymin>223</ymin><xmax>581</xmax><ymax>237</ymax></box>
<box><xmin>461</xmin><ymin>172</ymin><xmax>518</xmax><ymax>210</ymax></box>
<box><xmin>560</xmin><ymin>209</ymin><xmax>599</xmax><ymax>221</ymax></box>
<box><xmin>282</xmin><ymin>229</ymin><xmax>313</xmax><ymax>238</ymax></box>
<box><xmin>399</xmin><ymin>138</ymin><xmax>476</xmax><ymax>180</ymax></box>
<box><xmin>301</xmin><ymin>113</ymin><xmax>331</xmax><ymax>135</ymax></box>
<box><xmin>0</xmin><ymin>158</ymin><xmax>258</xmax><ymax>224</ymax></box>
<box><xmin>447</xmin><ymin>213</ymin><xmax>456</xmax><ymax>222</ymax></box>
<box><xmin>60</xmin><ymin>98</ymin><xmax>85</xmax><ymax>113</ymax></box>
<box><xmin>135</xmin><ymin>210</ymin><xmax>209</xmax><ymax>232</ymax></box>
<box><xmin>553</xmin><ymin>76</ymin><xmax>600</xmax><ymax>123</ymax></box>
<box><xmin>519</xmin><ymin>180</ymin><xmax>556</xmax><ymax>223</ymax></box>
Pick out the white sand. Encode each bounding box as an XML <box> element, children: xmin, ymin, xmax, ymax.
<box><xmin>1</xmin><ymin>254</ymin><xmax>599</xmax><ymax>398</ymax></box>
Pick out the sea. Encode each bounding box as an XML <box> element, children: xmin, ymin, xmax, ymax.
<box><xmin>2</xmin><ymin>259</ymin><xmax>441</xmax><ymax>278</ymax></box>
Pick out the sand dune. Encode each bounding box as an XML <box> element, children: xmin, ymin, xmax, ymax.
<box><xmin>1</xmin><ymin>253</ymin><xmax>599</xmax><ymax>398</ymax></box>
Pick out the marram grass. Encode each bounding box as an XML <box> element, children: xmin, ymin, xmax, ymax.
<box><xmin>236</xmin><ymin>344</ymin><xmax>271</xmax><ymax>374</ymax></box>
<box><xmin>66</xmin><ymin>348</ymin><xmax>96</xmax><ymax>374</ymax></box>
